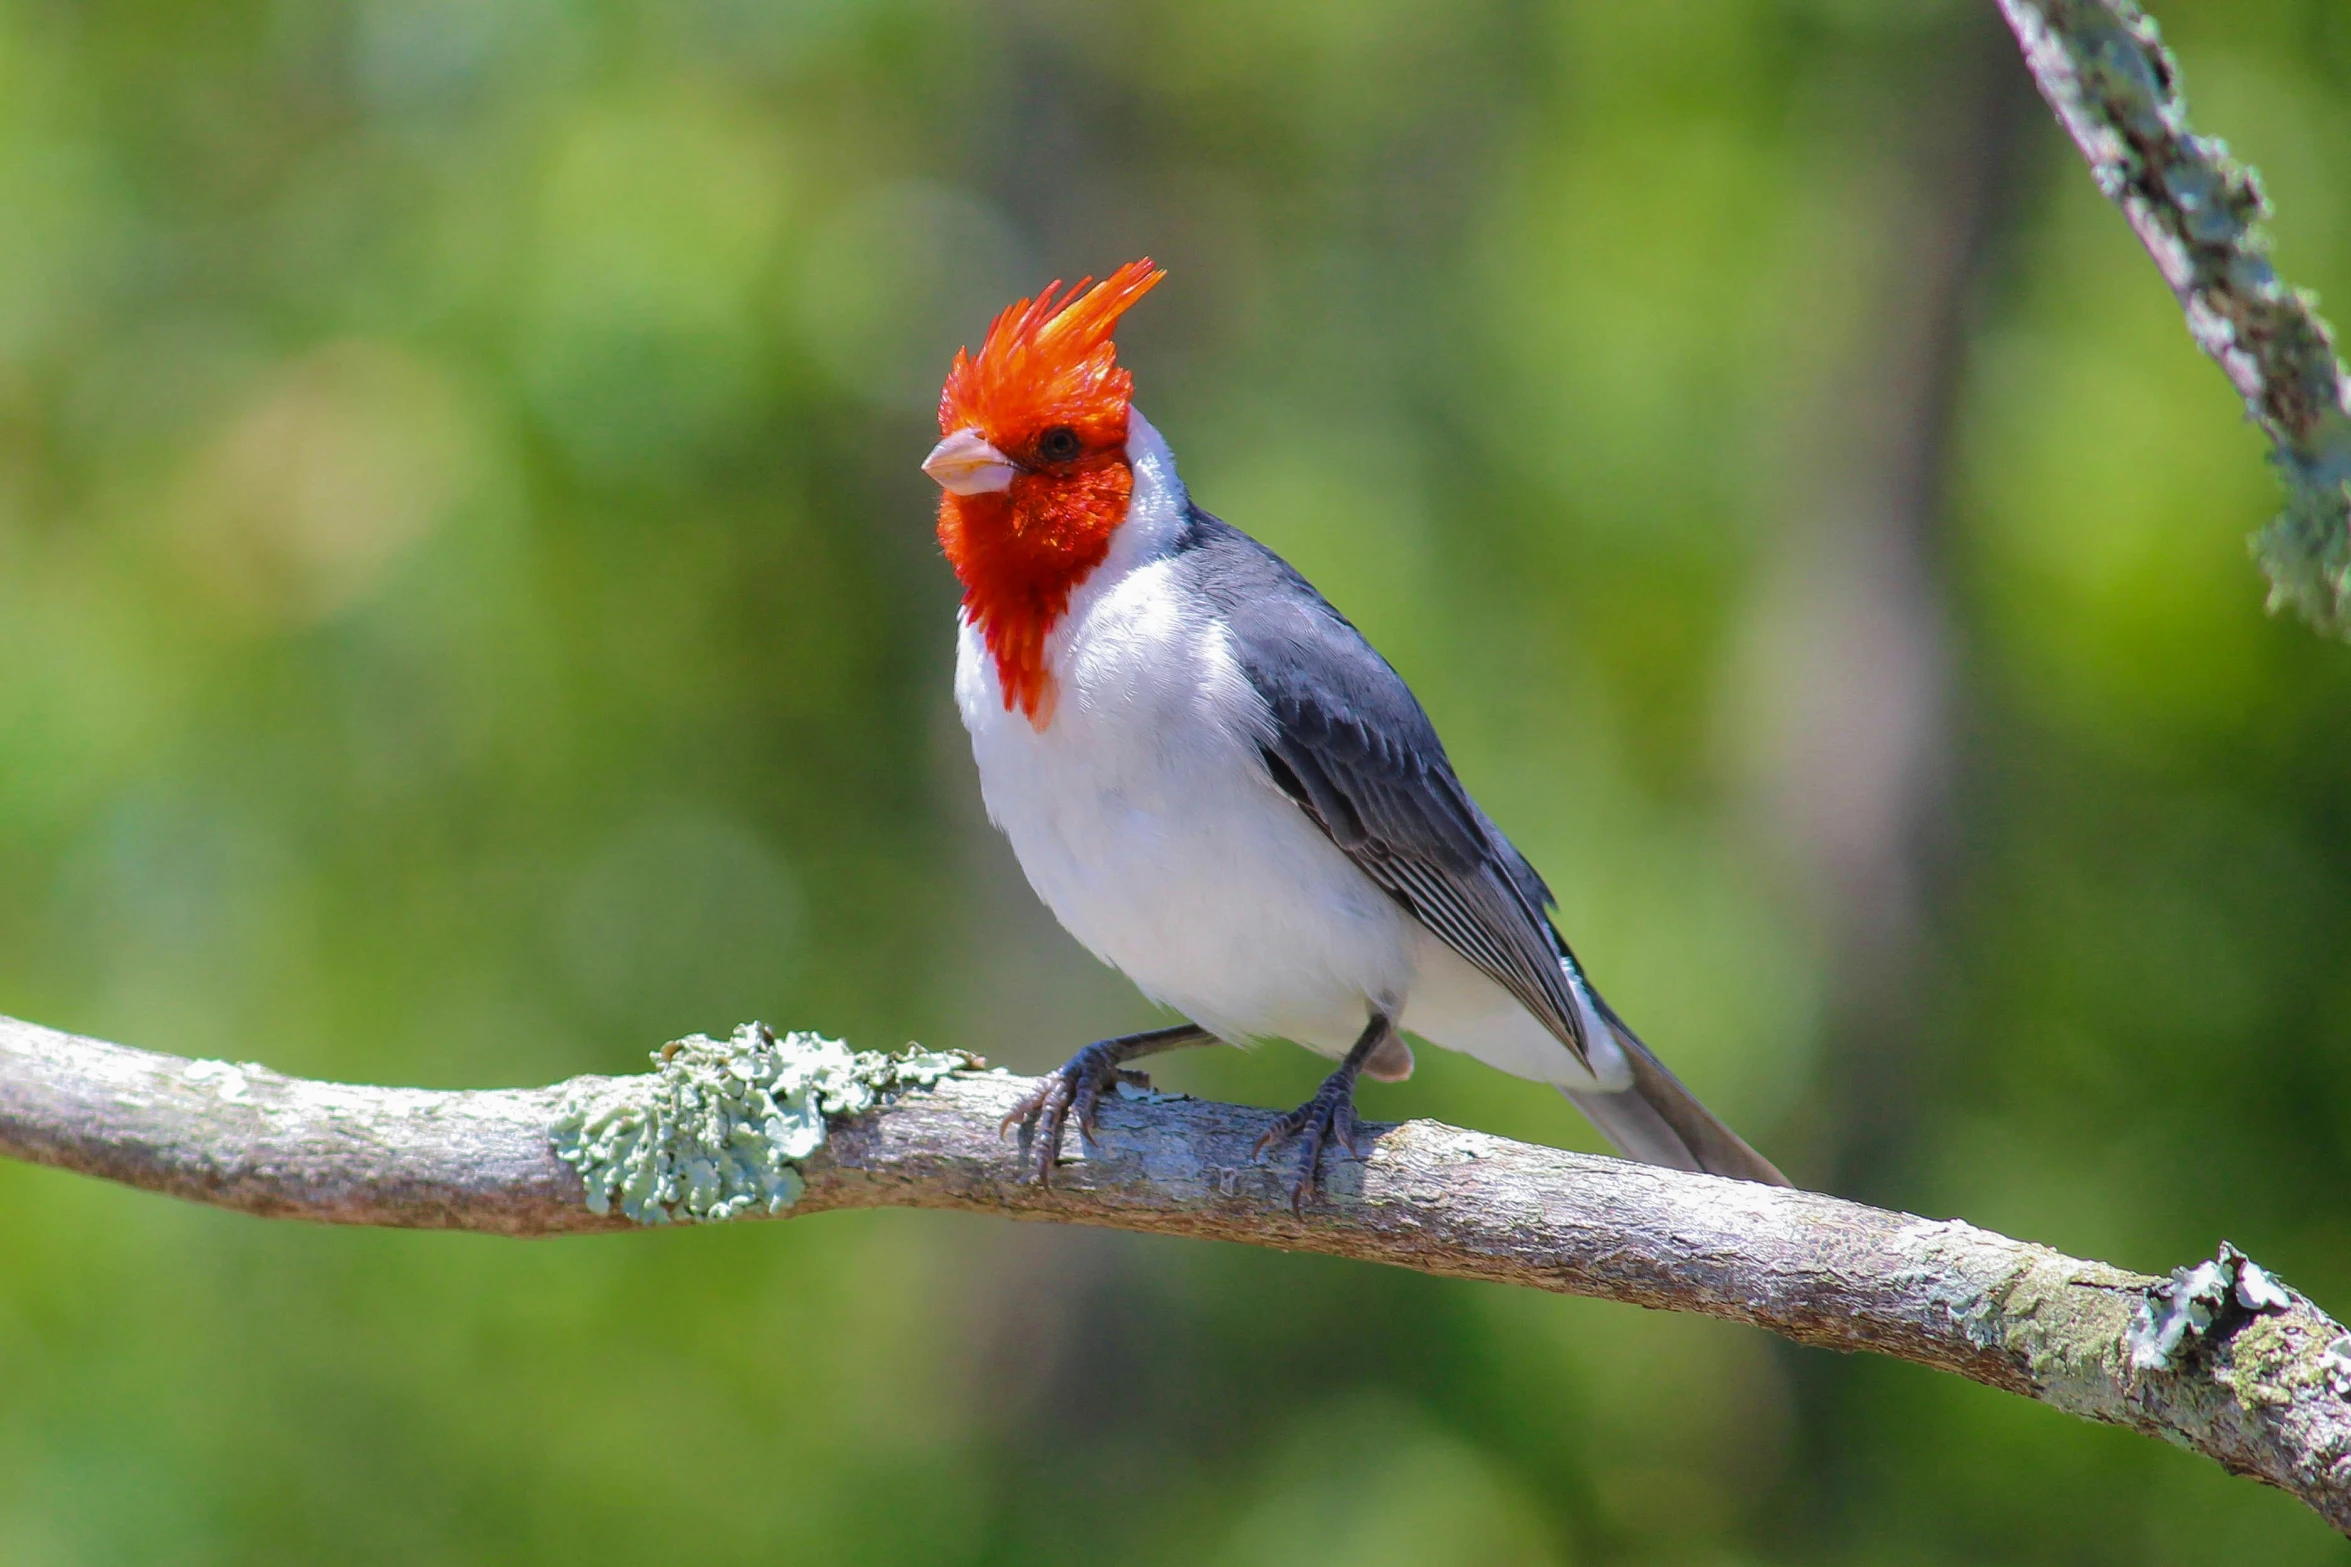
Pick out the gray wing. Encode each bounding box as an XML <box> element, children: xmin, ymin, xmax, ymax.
<box><xmin>1173</xmin><ymin>511</ymin><xmax>1593</xmax><ymax>1066</ymax></box>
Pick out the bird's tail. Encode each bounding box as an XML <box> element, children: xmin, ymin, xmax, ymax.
<box><xmin>1559</xmin><ymin>996</ymin><xmax>1790</xmax><ymax>1187</ymax></box>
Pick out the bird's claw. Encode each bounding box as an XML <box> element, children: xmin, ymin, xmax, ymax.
<box><xmin>999</xmin><ymin>1043</ymin><xmax>1153</xmax><ymax>1186</ymax></box>
<box><xmin>1252</xmin><ymin>1075</ymin><xmax>1364</xmax><ymax>1214</ymax></box>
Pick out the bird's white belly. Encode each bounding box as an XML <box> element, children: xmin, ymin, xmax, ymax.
<box><xmin>955</xmin><ymin>554</ymin><xmax>1615</xmax><ymax>1090</ymax></box>
<box><xmin>1398</xmin><ymin>935</ymin><xmax>1621</xmax><ymax>1088</ymax></box>
<box><xmin>956</xmin><ymin>573</ymin><xmax>1418</xmax><ymax>1057</ymax></box>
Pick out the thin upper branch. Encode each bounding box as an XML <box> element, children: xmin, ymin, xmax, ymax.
<box><xmin>3</xmin><ymin>1011</ymin><xmax>2349</xmax><ymax>1533</ymax></box>
<box><xmin>1996</xmin><ymin>0</ymin><xmax>2351</xmax><ymax>632</ymax></box>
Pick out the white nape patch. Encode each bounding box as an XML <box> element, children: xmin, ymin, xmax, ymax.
<box><xmin>953</xmin><ymin>405</ymin><xmax>1612</xmax><ymax>1088</ymax></box>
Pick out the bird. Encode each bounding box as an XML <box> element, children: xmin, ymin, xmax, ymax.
<box><xmin>922</xmin><ymin>259</ymin><xmax>1789</xmax><ymax>1207</ymax></box>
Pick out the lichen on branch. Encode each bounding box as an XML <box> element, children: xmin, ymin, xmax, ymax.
<box><xmin>553</xmin><ymin>1024</ymin><xmax>974</xmax><ymax>1223</ymax></box>
<box><xmin>1998</xmin><ymin>0</ymin><xmax>2351</xmax><ymax>632</ymax></box>
<box><xmin>2128</xmin><ymin>1240</ymin><xmax>2294</xmax><ymax>1372</ymax></box>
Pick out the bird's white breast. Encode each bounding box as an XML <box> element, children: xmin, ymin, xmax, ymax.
<box><xmin>953</xmin><ymin>414</ymin><xmax>1418</xmax><ymax>1055</ymax></box>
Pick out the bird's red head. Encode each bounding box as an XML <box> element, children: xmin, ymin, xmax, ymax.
<box><xmin>926</xmin><ymin>259</ymin><xmax>1165</xmax><ymax>725</ymax></box>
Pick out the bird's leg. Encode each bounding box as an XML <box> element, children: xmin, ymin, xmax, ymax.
<box><xmin>1000</xmin><ymin>1022</ymin><xmax>1215</xmax><ymax>1185</ymax></box>
<box><xmin>1253</xmin><ymin>1013</ymin><xmax>1390</xmax><ymax>1214</ymax></box>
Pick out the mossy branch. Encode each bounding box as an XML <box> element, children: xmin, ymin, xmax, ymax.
<box><xmin>1998</xmin><ymin>0</ymin><xmax>2351</xmax><ymax>632</ymax></box>
<box><xmin>4</xmin><ymin>1013</ymin><xmax>2350</xmax><ymax>1532</ymax></box>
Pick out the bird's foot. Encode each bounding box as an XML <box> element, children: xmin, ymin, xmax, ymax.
<box><xmin>1253</xmin><ymin>1068</ymin><xmax>1365</xmax><ymax>1215</ymax></box>
<box><xmin>999</xmin><ymin>1042</ymin><xmax>1154</xmax><ymax>1186</ymax></box>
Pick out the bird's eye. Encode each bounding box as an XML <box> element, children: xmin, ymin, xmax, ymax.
<box><xmin>1037</xmin><ymin>427</ymin><xmax>1083</xmax><ymax>463</ymax></box>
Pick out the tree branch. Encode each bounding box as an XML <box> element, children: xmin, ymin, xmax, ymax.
<box><xmin>4</xmin><ymin>1012</ymin><xmax>2349</xmax><ymax>1532</ymax></box>
<box><xmin>1997</xmin><ymin>0</ymin><xmax>2351</xmax><ymax>636</ymax></box>
<box><xmin>1997</xmin><ymin>1</ymin><xmax>2351</xmax><ymax>634</ymax></box>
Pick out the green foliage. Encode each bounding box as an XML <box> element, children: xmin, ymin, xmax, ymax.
<box><xmin>3</xmin><ymin>0</ymin><xmax>2351</xmax><ymax>1561</ymax></box>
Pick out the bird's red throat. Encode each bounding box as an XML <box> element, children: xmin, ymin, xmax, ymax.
<box><xmin>931</xmin><ymin>259</ymin><xmax>1164</xmax><ymax>727</ymax></box>
<box><xmin>938</xmin><ymin>462</ymin><xmax>1132</xmax><ymax>726</ymax></box>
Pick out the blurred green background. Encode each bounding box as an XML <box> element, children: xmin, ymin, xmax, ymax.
<box><xmin>4</xmin><ymin>0</ymin><xmax>2350</xmax><ymax>1560</ymax></box>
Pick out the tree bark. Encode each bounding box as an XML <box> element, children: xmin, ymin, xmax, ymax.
<box><xmin>3</xmin><ymin>1011</ymin><xmax>2348</xmax><ymax>1532</ymax></box>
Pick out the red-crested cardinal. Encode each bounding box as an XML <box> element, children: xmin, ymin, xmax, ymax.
<box><xmin>924</xmin><ymin>260</ymin><xmax>1789</xmax><ymax>1205</ymax></box>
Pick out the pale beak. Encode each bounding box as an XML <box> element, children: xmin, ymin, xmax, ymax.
<box><xmin>922</xmin><ymin>429</ymin><xmax>1017</xmax><ymax>495</ymax></box>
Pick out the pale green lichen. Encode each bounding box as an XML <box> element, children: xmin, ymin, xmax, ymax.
<box><xmin>2255</xmin><ymin>473</ymin><xmax>2351</xmax><ymax>636</ymax></box>
<box><xmin>2320</xmin><ymin>1334</ymin><xmax>2351</xmax><ymax>1398</ymax></box>
<box><xmin>2126</xmin><ymin>1240</ymin><xmax>2292</xmax><ymax>1373</ymax></box>
<box><xmin>2223</xmin><ymin>1311</ymin><xmax>2314</xmax><ymax>1409</ymax></box>
<box><xmin>552</xmin><ymin>1023</ymin><xmax>971</xmax><ymax>1224</ymax></box>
